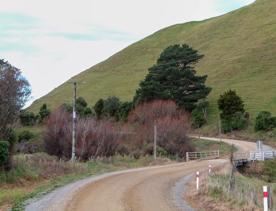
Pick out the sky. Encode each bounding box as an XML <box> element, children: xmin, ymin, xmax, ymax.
<box><xmin>0</xmin><ymin>0</ymin><xmax>255</xmax><ymax>105</ymax></box>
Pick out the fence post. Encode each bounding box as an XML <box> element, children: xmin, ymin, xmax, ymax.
<box><xmin>196</xmin><ymin>171</ymin><xmax>199</xmax><ymax>191</ymax></box>
<box><xmin>263</xmin><ymin>186</ymin><xmax>269</xmax><ymax>211</ymax></box>
<box><xmin>186</xmin><ymin>152</ymin><xmax>189</xmax><ymax>162</ymax></box>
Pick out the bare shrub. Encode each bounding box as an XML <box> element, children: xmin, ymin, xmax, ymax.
<box><xmin>127</xmin><ymin>100</ymin><xmax>192</xmax><ymax>158</ymax></box>
<box><xmin>44</xmin><ymin>108</ymin><xmax>120</xmax><ymax>160</ymax></box>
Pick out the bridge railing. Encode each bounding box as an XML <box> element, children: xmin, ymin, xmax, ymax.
<box><xmin>186</xmin><ymin>150</ymin><xmax>219</xmax><ymax>162</ymax></box>
<box><xmin>249</xmin><ymin>151</ymin><xmax>276</xmax><ymax>161</ymax></box>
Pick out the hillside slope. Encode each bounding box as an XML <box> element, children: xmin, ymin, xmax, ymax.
<box><xmin>30</xmin><ymin>0</ymin><xmax>276</xmax><ymax>126</ymax></box>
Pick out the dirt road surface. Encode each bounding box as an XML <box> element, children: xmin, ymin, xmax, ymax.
<box><xmin>25</xmin><ymin>137</ymin><xmax>262</xmax><ymax>211</ymax></box>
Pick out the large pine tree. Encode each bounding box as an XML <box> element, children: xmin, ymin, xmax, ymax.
<box><xmin>134</xmin><ymin>44</ymin><xmax>211</xmax><ymax>112</ymax></box>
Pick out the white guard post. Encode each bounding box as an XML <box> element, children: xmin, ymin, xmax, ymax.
<box><xmin>196</xmin><ymin>171</ymin><xmax>199</xmax><ymax>191</ymax></box>
<box><xmin>208</xmin><ymin>164</ymin><xmax>212</xmax><ymax>174</ymax></box>
<box><xmin>263</xmin><ymin>186</ymin><xmax>268</xmax><ymax>211</ymax></box>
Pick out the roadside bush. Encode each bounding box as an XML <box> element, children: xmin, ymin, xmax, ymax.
<box><xmin>0</xmin><ymin>141</ymin><xmax>9</xmax><ymax>169</ymax></box>
<box><xmin>18</xmin><ymin>130</ymin><xmax>35</xmax><ymax>142</ymax></box>
<box><xmin>43</xmin><ymin>108</ymin><xmax>72</xmax><ymax>159</ymax></box>
<box><xmin>255</xmin><ymin>111</ymin><xmax>276</xmax><ymax>131</ymax></box>
<box><xmin>218</xmin><ymin>90</ymin><xmax>248</xmax><ymax>133</ymax></box>
<box><xmin>38</xmin><ymin>104</ymin><xmax>51</xmax><ymax>123</ymax></box>
<box><xmin>116</xmin><ymin>101</ymin><xmax>133</xmax><ymax>121</ymax></box>
<box><xmin>44</xmin><ymin>107</ymin><xmax>120</xmax><ymax>160</ymax></box>
<box><xmin>263</xmin><ymin>159</ymin><xmax>276</xmax><ymax>182</ymax></box>
<box><xmin>191</xmin><ymin>101</ymin><xmax>209</xmax><ymax>128</ymax></box>
<box><xmin>94</xmin><ymin>98</ymin><xmax>104</xmax><ymax>118</ymax></box>
<box><xmin>19</xmin><ymin>111</ymin><xmax>37</xmax><ymax>126</ymax></box>
<box><xmin>191</xmin><ymin>109</ymin><xmax>206</xmax><ymax>128</ymax></box>
<box><xmin>102</xmin><ymin>96</ymin><xmax>121</xmax><ymax>118</ymax></box>
<box><xmin>127</xmin><ymin>100</ymin><xmax>192</xmax><ymax>158</ymax></box>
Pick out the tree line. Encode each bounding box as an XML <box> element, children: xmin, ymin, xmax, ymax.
<box><xmin>1</xmin><ymin>44</ymin><xmax>276</xmax><ymax>171</ymax></box>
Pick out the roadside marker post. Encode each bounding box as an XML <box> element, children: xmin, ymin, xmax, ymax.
<box><xmin>208</xmin><ymin>164</ymin><xmax>212</xmax><ymax>174</ymax></box>
<box><xmin>196</xmin><ymin>171</ymin><xmax>199</xmax><ymax>191</ymax></box>
<box><xmin>263</xmin><ymin>186</ymin><xmax>269</xmax><ymax>211</ymax></box>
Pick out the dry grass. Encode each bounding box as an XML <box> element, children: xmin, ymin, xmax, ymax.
<box><xmin>185</xmin><ymin>162</ymin><xmax>276</xmax><ymax>211</ymax></box>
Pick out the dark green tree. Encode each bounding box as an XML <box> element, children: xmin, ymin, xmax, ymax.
<box><xmin>0</xmin><ymin>141</ymin><xmax>9</xmax><ymax>170</ymax></box>
<box><xmin>19</xmin><ymin>111</ymin><xmax>37</xmax><ymax>126</ymax></box>
<box><xmin>116</xmin><ymin>101</ymin><xmax>133</xmax><ymax>121</ymax></box>
<box><xmin>94</xmin><ymin>99</ymin><xmax>104</xmax><ymax>118</ymax></box>
<box><xmin>103</xmin><ymin>96</ymin><xmax>121</xmax><ymax>117</ymax></box>
<box><xmin>218</xmin><ymin>90</ymin><xmax>247</xmax><ymax>133</ymax></box>
<box><xmin>76</xmin><ymin>97</ymin><xmax>92</xmax><ymax>117</ymax></box>
<box><xmin>39</xmin><ymin>104</ymin><xmax>51</xmax><ymax>123</ymax></box>
<box><xmin>255</xmin><ymin>111</ymin><xmax>276</xmax><ymax>131</ymax></box>
<box><xmin>134</xmin><ymin>44</ymin><xmax>211</xmax><ymax>112</ymax></box>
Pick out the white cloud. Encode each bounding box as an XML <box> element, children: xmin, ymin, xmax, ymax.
<box><xmin>0</xmin><ymin>0</ymin><xmax>255</xmax><ymax>104</ymax></box>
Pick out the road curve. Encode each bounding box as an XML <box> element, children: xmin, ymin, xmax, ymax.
<box><xmin>25</xmin><ymin>136</ymin><xmax>260</xmax><ymax>211</ymax></box>
<box><xmin>25</xmin><ymin>160</ymin><xmax>225</xmax><ymax>211</ymax></box>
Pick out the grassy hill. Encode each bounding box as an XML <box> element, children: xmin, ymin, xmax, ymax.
<box><xmin>30</xmin><ymin>0</ymin><xmax>276</xmax><ymax>131</ymax></box>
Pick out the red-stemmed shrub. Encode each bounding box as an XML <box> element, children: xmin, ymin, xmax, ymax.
<box><xmin>44</xmin><ymin>108</ymin><xmax>120</xmax><ymax>160</ymax></box>
<box><xmin>127</xmin><ymin>100</ymin><xmax>192</xmax><ymax>158</ymax></box>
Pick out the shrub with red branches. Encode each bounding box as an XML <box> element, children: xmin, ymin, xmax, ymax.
<box><xmin>127</xmin><ymin>100</ymin><xmax>193</xmax><ymax>158</ymax></box>
<box><xmin>44</xmin><ymin>108</ymin><xmax>120</xmax><ymax>160</ymax></box>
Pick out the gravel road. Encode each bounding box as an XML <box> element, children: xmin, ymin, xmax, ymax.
<box><xmin>25</xmin><ymin>137</ymin><xmax>265</xmax><ymax>211</ymax></box>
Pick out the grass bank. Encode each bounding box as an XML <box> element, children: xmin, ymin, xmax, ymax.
<box><xmin>186</xmin><ymin>160</ymin><xmax>276</xmax><ymax>210</ymax></box>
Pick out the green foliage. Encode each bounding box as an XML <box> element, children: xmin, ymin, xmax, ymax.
<box><xmin>38</xmin><ymin>104</ymin><xmax>50</xmax><ymax>123</ymax></box>
<box><xmin>191</xmin><ymin>101</ymin><xmax>209</xmax><ymax>128</ymax></box>
<box><xmin>19</xmin><ymin>111</ymin><xmax>37</xmax><ymax>126</ymax></box>
<box><xmin>18</xmin><ymin>131</ymin><xmax>35</xmax><ymax>142</ymax></box>
<box><xmin>102</xmin><ymin>96</ymin><xmax>121</xmax><ymax>117</ymax></box>
<box><xmin>116</xmin><ymin>101</ymin><xmax>133</xmax><ymax>121</ymax></box>
<box><xmin>218</xmin><ymin>90</ymin><xmax>247</xmax><ymax>133</ymax></box>
<box><xmin>0</xmin><ymin>141</ymin><xmax>9</xmax><ymax>168</ymax></box>
<box><xmin>263</xmin><ymin>159</ymin><xmax>276</xmax><ymax>182</ymax></box>
<box><xmin>134</xmin><ymin>44</ymin><xmax>211</xmax><ymax>112</ymax></box>
<box><xmin>255</xmin><ymin>111</ymin><xmax>276</xmax><ymax>131</ymax></box>
<box><xmin>218</xmin><ymin>90</ymin><xmax>245</xmax><ymax>117</ymax></box>
<box><xmin>192</xmin><ymin>109</ymin><xmax>206</xmax><ymax>128</ymax></box>
<box><xmin>5</xmin><ymin>128</ymin><xmax>17</xmax><ymax>145</ymax></box>
<box><xmin>94</xmin><ymin>99</ymin><xmax>104</xmax><ymax>118</ymax></box>
<box><xmin>76</xmin><ymin>97</ymin><xmax>93</xmax><ymax>118</ymax></box>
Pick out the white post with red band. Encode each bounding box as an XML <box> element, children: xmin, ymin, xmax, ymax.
<box><xmin>196</xmin><ymin>171</ymin><xmax>199</xmax><ymax>191</ymax></box>
<box><xmin>263</xmin><ymin>186</ymin><xmax>268</xmax><ymax>211</ymax></box>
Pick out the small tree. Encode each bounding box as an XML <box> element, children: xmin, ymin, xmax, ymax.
<box><xmin>38</xmin><ymin>104</ymin><xmax>51</xmax><ymax>123</ymax></box>
<box><xmin>218</xmin><ymin>90</ymin><xmax>247</xmax><ymax>133</ymax></box>
<box><xmin>0</xmin><ymin>141</ymin><xmax>9</xmax><ymax>170</ymax></box>
<box><xmin>191</xmin><ymin>100</ymin><xmax>209</xmax><ymax>128</ymax></box>
<box><xmin>19</xmin><ymin>111</ymin><xmax>37</xmax><ymax>126</ymax></box>
<box><xmin>76</xmin><ymin>97</ymin><xmax>92</xmax><ymax>118</ymax></box>
<box><xmin>134</xmin><ymin>44</ymin><xmax>211</xmax><ymax>112</ymax></box>
<box><xmin>116</xmin><ymin>102</ymin><xmax>133</xmax><ymax>121</ymax></box>
<box><xmin>255</xmin><ymin>111</ymin><xmax>276</xmax><ymax>131</ymax></box>
<box><xmin>94</xmin><ymin>99</ymin><xmax>104</xmax><ymax>119</ymax></box>
<box><xmin>0</xmin><ymin>60</ymin><xmax>30</xmax><ymax>170</ymax></box>
<box><xmin>102</xmin><ymin>96</ymin><xmax>121</xmax><ymax>118</ymax></box>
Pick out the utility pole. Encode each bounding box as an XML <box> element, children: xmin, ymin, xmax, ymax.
<box><xmin>218</xmin><ymin>118</ymin><xmax>222</xmax><ymax>142</ymax></box>
<box><xmin>71</xmin><ymin>82</ymin><xmax>77</xmax><ymax>161</ymax></box>
<box><xmin>154</xmin><ymin>125</ymin><xmax>157</xmax><ymax>160</ymax></box>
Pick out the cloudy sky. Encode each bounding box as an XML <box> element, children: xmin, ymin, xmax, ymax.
<box><xmin>0</xmin><ymin>0</ymin><xmax>255</xmax><ymax>104</ymax></box>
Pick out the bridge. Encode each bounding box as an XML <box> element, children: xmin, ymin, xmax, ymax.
<box><xmin>233</xmin><ymin>140</ymin><xmax>276</xmax><ymax>166</ymax></box>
